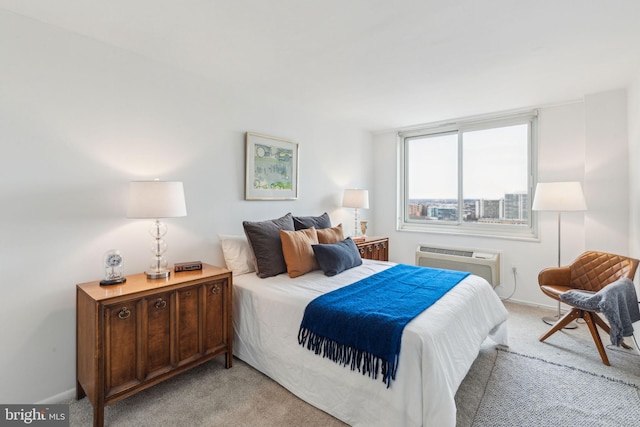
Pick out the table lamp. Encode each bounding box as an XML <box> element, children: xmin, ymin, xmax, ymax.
<box><xmin>342</xmin><ymin>189</ymin><xmax>369</xmax><ymax>237</ymax></box>
<box><xmin>127</xmin><ymin>180</ymin><xmax>187</xmax><ymax>279</ymax></box>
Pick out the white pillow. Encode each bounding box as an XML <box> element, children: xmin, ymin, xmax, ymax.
<box><xmin>218</xmin><ymin>234</ymin><xmax>255</xmax><ymax>276</ymax></box>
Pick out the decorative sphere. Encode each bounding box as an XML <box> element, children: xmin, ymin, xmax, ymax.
<box><xmin>150</xmin><ymin>257</ymin><xmax>168</xmax><ymax>270</ymax></box>
<box><xmin>150</xmin><ymin>239</ymin><xmax>168</xmax><ymax>255</ymax></box>
<box><xmin>148</xmin><ymin>221</ymin><xmax>167</xmax><ymax>238</ymax></box>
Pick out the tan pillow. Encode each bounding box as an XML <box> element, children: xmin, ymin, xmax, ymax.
<box><xmin>280</xmin><ymin>227</ymin><xmax>320</xmax><ymax>278</ymax></box>
<box><xmin>317</xmin><ymin>224</ymin><xmax>344</xmax><ymax>244</ymax></box>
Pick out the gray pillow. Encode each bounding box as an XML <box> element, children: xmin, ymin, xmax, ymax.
<box><xmin>293</xmin><ymin>212</ymin><xmax>331</xmax><ymax>231</ymax></box>
<box><xmin>312</xmin><ymin>237</ymin><xmax>363</xmax><ymax>276</ymax></box>
<box><xmin>243</xmin><ymin>213</ymin><xmax>295</xmax><ymax>278</ymax></box>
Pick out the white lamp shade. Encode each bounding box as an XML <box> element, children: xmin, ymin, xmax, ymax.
<box><xmin>127</xmin><ymin>181</ymin><xmax>187</xmax><ymax>218</ymax></box>
<box><xmin>532</xmin><ymin>181</ymin><xmax>587</xmax><ymax>212</ymax></box>
<box><xmin>342</xmin><ymin>189</ymin><xmax>369</xmax><ymax>209</ymax></box>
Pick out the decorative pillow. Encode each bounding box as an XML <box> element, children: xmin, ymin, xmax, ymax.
<box><xmin>316</xmin><ymin>223</ymin><xmax>344</xmax><ymax>244</ymax></box>
<box><xmin>312</xmin><ymin>237</ymin><xmax>363</xmax><ymax>277</ymax></box>
<box><xmin>218</xmin><ymin>234</ymin><xmax>255</xmax><ymax>276</ymax></box>
<box><xmin>243</xmin><ymin>213</ymin><xmax>295</xmax><ymax>278</ymax></box>
<box><xmin>293</xmin><ymin>212</ymin><xmax>332</xmax><ymax>230</ymax></box>
<box><xmin>280</xmin><ymin>228</ymin><xmax>320</xmax><ymax>278</ymax></box>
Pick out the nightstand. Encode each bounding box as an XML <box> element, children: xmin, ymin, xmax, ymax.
<box><xmin>354</xmin><ymin>236</ymin><xmax>389</xmax><ymax>261</ymax></box>
<box><xmin>76</xmin><ymin>264</ymin><xmax>232</xmax><ymax>427</ymax></box>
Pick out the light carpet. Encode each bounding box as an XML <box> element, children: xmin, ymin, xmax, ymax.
<box><xmin>472</xmin><ymin>349</ymin><xmax>640</xmax><ymax>426</ymax></box>
<box><xmin>68</xmin><ymin>358</ymin><xmax>347</xmax><ymax>427</ymax></box>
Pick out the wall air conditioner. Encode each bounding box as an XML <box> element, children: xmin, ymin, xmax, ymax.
<box><xmin>415</xmin><ymin>245</ymin><xmax>501</xmax><ymax>286</ymax></box>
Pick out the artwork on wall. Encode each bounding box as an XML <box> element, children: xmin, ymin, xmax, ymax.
<box><xmin>245</xmin><ymin>132</ymin><xmax>299</xmax><ymax>200</ymax></box>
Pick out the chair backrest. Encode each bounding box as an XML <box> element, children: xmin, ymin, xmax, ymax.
<box><xmin>569</xmin><ymin>251</ymin><xmax>639</xmax><ymax>292</ymax></box>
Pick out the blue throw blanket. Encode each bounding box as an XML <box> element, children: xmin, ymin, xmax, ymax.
<box><xmin>298</xmin><ymin>264</ymin><xmax>470</xmax><ymax>387</ymax></box>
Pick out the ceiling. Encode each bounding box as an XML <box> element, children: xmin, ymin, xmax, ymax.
<box><xmin>2</xmin><ymin>0</ymin><xmax>640</xmax><ymax>131</ymax></box>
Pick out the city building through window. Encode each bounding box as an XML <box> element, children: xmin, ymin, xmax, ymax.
<box><xmin>398</xmin><ymin>110</ymin><xmax>537</xmax><ymax>239</ymax></box>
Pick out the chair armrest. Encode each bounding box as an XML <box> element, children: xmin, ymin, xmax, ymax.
<box><xmin>538</xmin><ymin>266</ymin><xmax>571</xmax><ymax>286</ymax></box>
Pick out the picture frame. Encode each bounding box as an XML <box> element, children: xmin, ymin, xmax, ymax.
<box><xmin>245</xmin><ymin>132</ymin><xmax>299</xmax><ymax>200</ymax></box>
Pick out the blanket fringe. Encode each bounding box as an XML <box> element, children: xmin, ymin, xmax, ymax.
<box><xmin>298</xmin><ymin>327</ymin><xmax>398</xmax><ymax>388</ymax></box>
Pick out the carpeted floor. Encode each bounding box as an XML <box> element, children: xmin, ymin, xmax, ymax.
<box><xmin>67</xmin><ymin>301</ymin><xmax>640</xmax><ymax>426</ymax></box>
<box><xmin>455</xmin><ymin>301</ymin><xmax>640</xmax><ymax>426</ymax></box>
<box><xmin>472</xmin><ymin>349</ymin><xmax>640</xmax><ymax>426</ymax></box>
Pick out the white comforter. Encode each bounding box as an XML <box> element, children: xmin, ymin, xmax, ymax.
<box><xmin>232</xmin><ymin>260</ymin><xmax>508</xmax><ymax>427</ymax></box>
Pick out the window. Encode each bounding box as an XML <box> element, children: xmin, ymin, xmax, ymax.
<box><xmin>399</xmin><ymin>111</ymin><xmax>537</xmax><ymax>238</ymax></box>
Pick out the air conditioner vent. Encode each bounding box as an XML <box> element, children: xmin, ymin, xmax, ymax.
<box><xmin>416</xmin><ymin>245</ymin><xmax>501</xmax><ymax>286</ymax></box>
<box><xmin>418</xmin><ymin>246</ymin><xmax>473</xmax><ymax>258</ymax></box>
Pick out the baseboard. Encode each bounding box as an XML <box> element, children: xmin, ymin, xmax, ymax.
<box><xmin>37</xmin><ymin>388</ymin><xmax>76</xmax><ymax>404</ymax></box>
<box><xmin>502</xmin><ymin>298</ymin><xmax>557</xmax><ymax>310</ymax></box>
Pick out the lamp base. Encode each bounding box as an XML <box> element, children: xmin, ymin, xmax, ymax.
<box><xmin>146</xmin><ymin>268</ymin><xmax>170</xmax><ymax>279</ymax></box>
<box><xmin>100</xmin><ymin>278</ymin><xmax>127</xmax><ymax>286</ymax></box>
<box><xmin>542</xmin><ymin>315</ymin><xmax>578</xmax><ymax>329</ymax></box>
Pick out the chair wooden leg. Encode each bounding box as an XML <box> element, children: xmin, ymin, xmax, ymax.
<box><xmin>592</xmin><ymin>313</ymin><xmax>610</xmax><ymax>334</ymax></box>
<box><xmin>583</xmin><ymin>311</ymin><xmax>610</xmax><ymax>366</ymax></box>
<box><xmin>539</xmin><ymin>308</ymin><xmax>581</xmax><ymax>342</ymax></box>
<box><xmin>539</xmin><ymin>307</ymin><xmax>617</xmax><ymax>365</ymax></box>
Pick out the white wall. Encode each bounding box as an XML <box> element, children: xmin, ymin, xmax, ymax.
<box><xmin>0</xmin><ymin>11</ymin><xmax>372</xmax><ymax>403</ymax></box>
<box><xmin>372</xmin><ymin>92</ymin><xmax>630</xmax><ymax>307</ymax></box>
<box><xmin>629</xmin><ymin>76</ymin><xmax>640</xmax><ymax>261</ymax></box>
<box><xmin>584</xmin><ymin>90</ymin><xmax>629</xmax><ymax>255</ymax></box>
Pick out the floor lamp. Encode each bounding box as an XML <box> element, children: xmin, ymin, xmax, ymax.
<box><xmin>532</xmin><ymin>181</ymin><xmax>587</xmax><ymax>327</ymax></box>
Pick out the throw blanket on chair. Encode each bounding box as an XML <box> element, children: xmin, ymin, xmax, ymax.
<box><xmin>560</xmin><ymin>277</ymin><xmax>640</xmax><ymax>346</ymax></box>
<box><xmin>298</xmin><ymin>264</ymin><xmax>470</xmax><ymax>387</ymax></box>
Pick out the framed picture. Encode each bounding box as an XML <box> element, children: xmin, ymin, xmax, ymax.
<box><xmin>245</xmin><ymin>132</ymin><xmax>299</xmax><ymax>200</ymax></box>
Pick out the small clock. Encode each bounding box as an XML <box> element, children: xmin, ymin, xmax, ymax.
<box><xmin>100</xmin><ymin>249</ymin><xmax>127</xmax><ymax>286</ymax></box>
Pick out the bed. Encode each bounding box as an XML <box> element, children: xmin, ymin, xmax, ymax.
<box><xmin>231</xmin><ymin>258</ymin><xmax>508</xmax><ymax>426</ymax></box>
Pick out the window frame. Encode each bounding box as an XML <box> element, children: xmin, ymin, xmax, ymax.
<box><xmin>397</xmin><ymin>110</ymin><xmax>538</xmax><ymax>240</ymax></box>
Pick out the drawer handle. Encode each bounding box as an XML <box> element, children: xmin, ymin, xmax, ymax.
<box><xmin>211</xmin><ymin>284</ymin><xmax>220</xmax><ymax>295</ymax></box>
<box><xmin>367</xmin><ymin>246</ymin><xmax>373</xmax><ymax>252</ymax></box>
<box><xmin>154</xmin><ymin>298</ymin><xmax>167</xmax><ymax>310</ymax></box>
<box><xmin>359</xmin><ymin>248</ymin><xmax>365</xmax><ymax>254</ymax></box>
<box><xmin>118</xmin><ymin>307</ymin><xmax>131</xmax><ymax>320</ymax></box>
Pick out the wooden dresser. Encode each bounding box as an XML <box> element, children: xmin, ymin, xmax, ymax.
<box><xmin>76</xmin><ymin>264</ymin><xmax>232</xmax><ymax>427</ymax></box>
<box><xmin>354</xmin><ymin>236</ymin><xmax>389</xmax><ymax>261</ymax></box>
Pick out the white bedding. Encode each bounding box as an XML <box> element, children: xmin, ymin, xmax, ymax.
<box><xmin>232</xmin><ymin>259</ymin><xmax>508</xmax><ymax>427</ymax></box>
